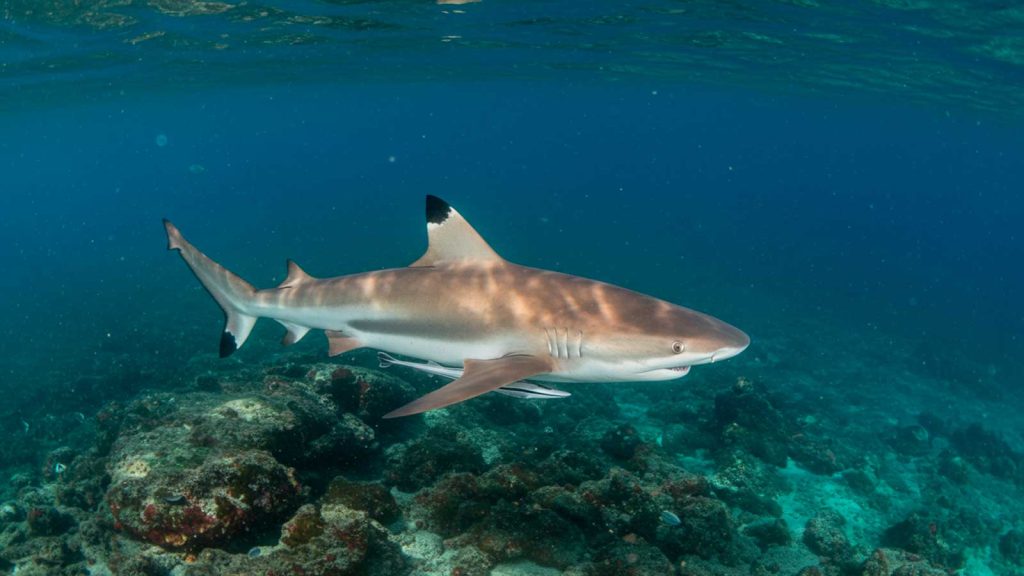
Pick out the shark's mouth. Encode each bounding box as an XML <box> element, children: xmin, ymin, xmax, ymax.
<box><xmin>668</xmin><ymin>366</ymin><xmax>691</xmax><ymax>375</ymax></box>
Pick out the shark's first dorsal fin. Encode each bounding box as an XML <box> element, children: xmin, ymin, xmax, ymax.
<box><xmin>410</xmin><ymin>196</ymin><xmax>504</xmax><ymax>267</ymax></box>
<box><xmin>279</xmin><ymin>259</ymin><xmax>314</xmax><ymax>289</ymax></box>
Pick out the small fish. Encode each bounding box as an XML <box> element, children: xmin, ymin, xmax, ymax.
<box><xmin>377</xmin><ymin>352</ymin><xmax>570</xmax><ymax>400</ymax></box>
<box><xmin>660</xmin><ymin>510</ymin><xmax>681</xmax><ymax>527</ymax></box>
<box><xmin>247</xmin><ymin>547</ymin><xmax>262</xmax><ymax>558</ymax></box>
<box><xmin>21</xmin><ymin>420</ymin><xmax>29</xmax><ymax>434</ymax></box>
<box><xmin>163</xmin><ymin>494</ymin><xmax>188</xmax><ymax>505</ymax></box>
<box><xmin>54</xmin><ymin>463</ymin><xmax>67</xmax><ymax>475</ymax></box>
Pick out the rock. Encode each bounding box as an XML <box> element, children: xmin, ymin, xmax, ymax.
<box><xmin>415</xmin><ymin>473</ymin><xmax>484</xmax><ymax>536</ymax></box>
<box><xmin>478</xmin><ymin>463</ymin><xmax>543</xmax><ymax>500</ymax></box>
<box><xmin>936</xmin><ymin>450</ymin><xmax>970</xmax><ymax>485</ymax></box>
<box><xmin>324</xmin><ymin>476</ymin><xmax>400</xmax><ymax>525</ymax></box>
<box><xmin>581</xmin><ymin>468</ymin><xmax>660</xmax><ymax>541</ymax></box>
<box><xmin>449</xmin><ymin>545</ymin><xmax>494</xmax><ymax>576</ymax></box>
<box><xmin>788</xmin><ymin>435</ymin><xmax>845</xmax><ymax>475</ymax></box>
<box><xmin>453</xmin><ymin>499</ymin><xmax>587</xmax><ymax>569</ymax></box>
<box><xmin>589</xmin><ymin>537</ymin><xmax>673</xmax><ymax>575</ymax></box>
<box><xmin>281</xmin><ymin>504</ymin><xmax>326</xmax><ymax>548</ymax></box>
<box><xmin>842</xmin><ymin>466</ymin><xmax>878</xmax><ymax>495</ymax></box>
<box><xmin>185</xmin><ymin>502</ymin><xmax>407</xmax><ymax>576</ymax></box>
<box><xmin>881</xmin><ymin>511</ymin><xmax>966</xmax><ymax>569</ymax></box>
<box><xmin>860</xmin><ymin>547</ymin><xmax>947</xmax><ymax>576</ymax></box>
<box><xmin>530</xmin><ymin>485</ymin><xmax>601</xmax><ymax>527</ymax></box>
<box><xmin>0</xmin><ymin>502</ymin><xmax>23</xmax><ymax>523</ymax></box>
<box><xmin>385</xmin><ymin>434</ymin><xmax>485</xmax><ymax>492</ymax></box>
<box><xmin>659</xmin><ymin>495</ymin><xmax>736</xmax><ymax>560</ymax></box>
<box><xmin>26</xmin><ymin>506</ymin><xmax>75</xmax><ymax>537</ymax></box>
<box><xmin>317</xmin><ymin>366</ymin><xmax>418</xmax><ymax>425</ymax></box>
<box><xmin>1001</xmin><ymin>529</ymin><xmax>1024</xmax><ymax>565</ymax></box>
<box><xmin>711</xmin><ymin>450</ymin><xmax>783</xmax><ymax>516</ymax></box>
<box><xmin>304</xmin><ymin>412</ymin><xmax>378</xmax><ymax>466</ymax></box>
<box><xmin>601</xmin><ymin>424</ymin><xmax>644</xmax><ymax>460</ymax></box>
<box><xmin>802</xmin><ymin>509</ymin><xmax>850</xmax><ymax>561</ymax></box>
<box><xmin>949</xmin><ymin>423</ymin><xmax>1023</xmax><ymax>483</ymax></box>
<box><xmin>107</xmin><ymin>450</ymin><xmax>300</xmax><ymax>550</ymax></box>
<box><xmin>711</xmin><ymin>378</ymin><xmax>790</xmax><ymax>467</ymax></box>
<box><xmin>886</xmin><ymin>424</ymin><xmax>931</xmax><ymax>457</ymax></box>
<box><xmin>537</xmin><ymin>449</ymin><xmax>607</xmax><ymax>486</ymax></box>
<box><xmin>744</xmin><ymin>518</ymin><xmax>791</xmax><ymax>550</ymax></box>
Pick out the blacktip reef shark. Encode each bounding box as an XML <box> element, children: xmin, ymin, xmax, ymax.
<box><xmin>164</xmin><ymin>196</ymin><xmax>749</xmax><ymax>418</ymax></box>
<box><xmin>377</xmin><ymin>352</ymin><xmax>571</xmax><ymax>400</ymax></box>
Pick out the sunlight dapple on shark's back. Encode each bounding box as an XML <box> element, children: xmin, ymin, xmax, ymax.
<box><xmin>163</xmin><ymin>196</ymin><xmax>749</xmax><ymax>418</ymax></box>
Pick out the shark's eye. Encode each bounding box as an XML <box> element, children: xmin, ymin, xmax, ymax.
<box><xmin>672</xmin><ymin>341</ymin><xmax>684</xmax><ymax>354</ymax></box>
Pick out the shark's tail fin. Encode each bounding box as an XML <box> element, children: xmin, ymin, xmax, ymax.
<box><xmin>378</xmin><ymin>352</ymin><xmax>396</xmax><ymax>369</ymax></box>
<box><xmin>164</xmin><ymin>219</ymin><xmax>258</xmax><ymax>357</ymax></box>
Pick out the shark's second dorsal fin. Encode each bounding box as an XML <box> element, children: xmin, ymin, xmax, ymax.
<box><xmin>410</xmin><ymin>196</ymin><xmax>504</xmax><ymax>267</ymax></box>
<box><xmin>279</xmin><ymin>259</ymin><xmax>314</xmax><ymax>289</ymax></box>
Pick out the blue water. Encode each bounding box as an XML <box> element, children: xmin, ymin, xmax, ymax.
<box><xmin>2</xmin><ymin>2</ymin><xmax>1024</xmax><ymax>574</ymax></box>
<box><xmin>4</xmin><ymin>84</ymin><xmax>1021</xmax><ymax>386</ymax></box>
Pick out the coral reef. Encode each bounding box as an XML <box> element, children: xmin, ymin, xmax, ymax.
<box><xmin>1</xmin><ymin>339</ymin><xmax>1023</xmax><ymax>575</ymax></box>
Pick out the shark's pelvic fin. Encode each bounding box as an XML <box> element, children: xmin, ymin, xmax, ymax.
<box><xmin>279</xmin><ymin>259</ymin><xmax>314</xmax><ymax>289</ymax></box>
<box><xmin>164</xmin><ymin>219</ymin><xmax>257</xmax><ymax>357</ymax></box>
<box><xmin>279</xmin><ymin>323</ymin><xmax>311</xmax><ymax>346</ymax></box>
<box><xmin>326</xmin><ymin>330</ymin><xmax>363</xmax><ymax>356</ymax></box>
<box><xmin>410</xmin><ymin>195</ymin><xmax>505</xmax><ymax>267</ymax></box>
<box><xmin>382</xmin><ymin>354</ymin><xmax>555</xmax><ymax>418</ymax></box>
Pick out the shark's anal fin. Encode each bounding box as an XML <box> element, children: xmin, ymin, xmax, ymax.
<box><xmin>325</xmin><ymin>331</ymin><xmax>363</xmax><ymax>356</ymax></box>
<box><xmin>382</xmin><ymin>354</ymin><xmax>555</xmax><ymax>418</ymax></box>
<box><xmin>410</xmin><ymin>196</ymin><xmax>505</xmax><ymax>267</ymax></box>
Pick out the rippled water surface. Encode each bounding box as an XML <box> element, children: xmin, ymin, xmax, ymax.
<box><xmin>3</xmin><ymin>0</ymin><xmax>1024</xmax><ymax>114</ymax></box>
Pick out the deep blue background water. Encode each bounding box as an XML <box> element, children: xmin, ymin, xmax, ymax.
<box><xmin>2</xmin><ymin>80</ymin><xmax>1022</xmax><ymax>405</ymax></box>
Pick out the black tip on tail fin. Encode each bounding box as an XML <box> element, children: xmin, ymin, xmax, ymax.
<box><xmin>425</xmin><ymin>195</ymin><xmax>452</xmax><ymax>225</ymax></box>
<box><xmin>219</xmin><ymin>331</ymin><xmax>238</xmax><ymax>358</ymax></box>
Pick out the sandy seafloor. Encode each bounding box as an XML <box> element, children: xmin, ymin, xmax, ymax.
<box><xmin>1</xmin><ymin>298</ymin><xmax>1022</xmax><ymax>576</ymax></box>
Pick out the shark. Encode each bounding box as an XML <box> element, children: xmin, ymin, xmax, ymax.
<box><xmin>164</xmin><ymin>195</ymin><xmax>749</xmax><ymax>418</ymax></box>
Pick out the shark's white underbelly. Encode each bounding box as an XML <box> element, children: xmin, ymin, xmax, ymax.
<box><xmin>256</xmin><ymin>303</ymin><xmax>529</xmax><ymax>367</ymax></box>
<box><xmin>252</xmin><ymin>302</ymin><xmax>686</xmax><ymax>384</ymax></box>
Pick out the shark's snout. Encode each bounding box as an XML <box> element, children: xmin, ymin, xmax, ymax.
<box><xmin>705</xmin><ymin>321</ymin><xmax>750</xmax><ymax>363</ymax></box>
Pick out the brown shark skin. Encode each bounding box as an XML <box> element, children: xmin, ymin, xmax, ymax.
<box><xmin>251</xmin><ymin>260</ymin><xmax>746</xmax><ymax>364</ymax></box>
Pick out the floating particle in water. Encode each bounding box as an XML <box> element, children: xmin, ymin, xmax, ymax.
<box><xmin>155</xmin><ymin>133</ymin><xmax>168</xmax><ymax>147</ymax></box>
<box><xmin>188</xmin><ymin>164</ymin><xmax>206</xmax><ymax>174</ymax></box>
<box><xmin>247</xmin><ymin>547</ymin><xmax>261</xmax><ymax>558</ymax></box>
<box><xmin>660</xmin><ymin>510</ymin><xmax>681</xmax><ymax>526</ymax></box>
<box><xmin>54</xmin><ymin>463</ymin><xmax>67</xmax><ymax>475</ymax></box>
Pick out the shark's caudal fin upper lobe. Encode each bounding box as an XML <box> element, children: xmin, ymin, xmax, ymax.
<box><xmin>163</xmin><ymin>219</ymin><xmax>258</xmax><ymax>357</ymax></box>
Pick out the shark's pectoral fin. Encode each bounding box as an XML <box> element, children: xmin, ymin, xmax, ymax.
<box><xmin>325</xmin><ymin>331</ymin><xmax>363</xmax><ymax>356</ymax></box>
<box><xmin>382</xmin><ymin>354</ymin><xmax>555</xmax><ymax>418</ymax></box>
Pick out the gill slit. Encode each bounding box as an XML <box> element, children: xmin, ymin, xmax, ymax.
<box><xmin>546</xmin><ymin>327</ymin><xmax>583</xmax><ymax>360</ymax></box>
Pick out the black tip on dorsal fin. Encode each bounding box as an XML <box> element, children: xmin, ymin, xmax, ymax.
<box><xmin>426</xmin><ymin>195</ymin><xmax>452</xmax><ymax>225</ymax></box>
